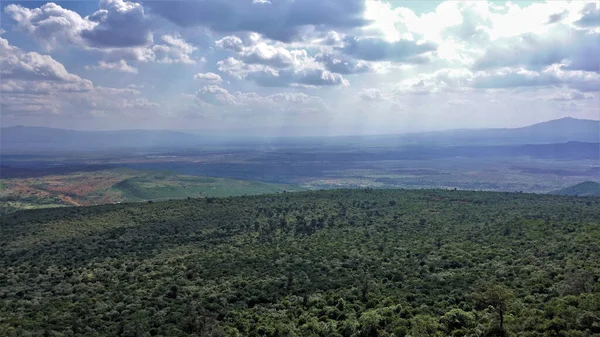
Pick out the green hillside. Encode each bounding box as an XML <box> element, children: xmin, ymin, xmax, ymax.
<box><xmin>550</xmin><ymin>181</ymin><xmax>600</xmax><ymax>197</ymax></box>
<box><xmin>1</xmin><ymin>189</ymin><xmax>599</xmax><ymax>336</ymax></box>
<box><xmin>111</xmin><ymin>171</ymin><xmax>307</xmax><ymax>201</ymax></box>
<box><xmin>0</xmin><ymin>169</ymin><xmax>307</xmax><ymax>214</ymax></box>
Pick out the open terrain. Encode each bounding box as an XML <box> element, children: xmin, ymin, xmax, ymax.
<box><xmin>1</xmin><ymin>117</ymin><xmax>598</xmax><ymax>211</ymax></box>
<box><xmin>0</xmin><ymin>169</ymin><xmax>305</xmax><ymax>213</ymax></box>
<box><xmin>1</xmin><ymin>189</ymin><xmax>599</xmax><ymax>336</ymax></box>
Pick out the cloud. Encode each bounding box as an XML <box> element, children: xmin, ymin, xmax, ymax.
<box><xmin>80</xmin><ymin>0</ymin><xmax>152</xmax><ymax>48</ymax></box>
<box><xmin>546</xmin><ymin>91</ymin><xmax>594</xmax><ymax>101</ymax></box>
<box><xmin>340</xmin><ymin>36</ymin><xmax>436</xmax><ymax>62</ymax></box>
<box><xmin>145</xmin><ymin>0</ymin><xmax>368</xmax><ymax>42</ymax></box>
<box><xmin>4</xmin><ymin>3</ymin><xmax>91</xmax><ymax>50</ymax></box>
<box><xmin>194</xmin><ymin>85</ymin><xmax>326</xmax><ymax>117</ymax></box>
<box><xmin>0</xmin><ymin>36</ymin><xmax>158</xmax><ymax>117</ymax></box>
<box><xmin>4</xmin><ymin>2</ymin><xmax>199</xmax><ymax>65</ymax></box>
<box><xmin>394</xmin><ymin>68</ymin><xmax>473</xmax><ymax>95</ymax></box>
<box><xmin>237</xmin><ymin>43</ymin><xmax>307</xmax><ymax>68</ymax></box>
<box><xmin>196</xmin><ymin>85</ymin><xmax>237</xmax><ymax>105</ymax></box>
<box><xmin>247</xmin><ymin>66</ymin><xmax>349</xmax><ymax>87</ymax></box>
<box><xmin>473</xmin><ymin>28</ymin><xmax>600</xmax><ymax>73</ymax></box>
<box><xmin>394</xmin><ymin>63</ymin><xmax>599</xmax><ymax>95</ymax></box>
<box><xmin>359</xmin><ymin>88</ymin><xmax>384</xmax><ymax>101</ymax></box>
<box><xmin>471</xmin><ymin>66</ymin><xmax>600</xmax><ymax>92</ymax></box>
<box><xmin>547</xmin><ymin>10</ymin><xmax>568</xmax><ymax>24</ymax></box>
<box><xmin>152</xmin><ymin>34</ymin><xmax>198</xmax><ymax>64</ymax></box>
<box><xmin>215</xmin><ymin>35</ymin><xmax>248</xmax><ymax>52</ymax></box>
<box><xmin>4</xmin><ymin>1</ymin><xmax>151</xmax><ymax>50</ymax></box>
<box><xmin>558</xmin><ymin>101</ymin><xmax>583</xmax><ymax>111</ymax></box>
<box><xmin>217</xmin><ymin>57</ymin><xmax>271</xmax><ymax>79</ymax></box>
<box><xmin>447</xmin><ymin>99</ymin><xmax>473</xmax><ymax>106</ymax></box>
<box><xmin>4</xmin><ymin>0</ymin><xmax>599</xmax><ymax>128</ymax></box>
<box><xmin>315</xmin><ymin>52</ymin><xmax>375</xmax><ymax>74</ymax></box>
<box><xmin>85</xmin><ymin>60</ymin><xmax>138</xmax><ymax>73</ymax></box>
<box><xmin>216</xmin><ymin>42</ymin><xmax>350</xmax><ymax>87</ymax></box>
<box><xmin>574</xmin><ymin>2</ymin><xmax>600</xmax><ymax>27</ymax></box>
<box><xmin>193</xmin><ymin>72</ymin><xmax>223</xmax><ymax>82</ymax></box>
<box><xmin>0</xmin><ymin>37</ymin><xmax>92</xmax><ymax>88</ymax></box>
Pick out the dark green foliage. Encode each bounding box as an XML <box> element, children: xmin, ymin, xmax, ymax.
<box><xmin>1</xmin><ymin>189</ymin><xmax>599</xmax><ymax>336</ymax></box>
<box><xmin>550</xmin><ymin>181</ymin><xmax>600</xmax><ymax>197</ymax></box>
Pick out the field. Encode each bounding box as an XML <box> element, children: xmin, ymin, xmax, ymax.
<box><xmin>1</xmin><ymin>189</ymin><xmax>599</xmax><ymax>336</ymax></box>
<box><xmin>0</xmin><ymin>168</ymin><xmax>305</xmax><ymax>213</ymax></box>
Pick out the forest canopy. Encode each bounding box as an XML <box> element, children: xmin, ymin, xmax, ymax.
<box><xmin>1</xmin><ymin>189</ymin><xmax>599</xmax><ymax>336</ymax></box>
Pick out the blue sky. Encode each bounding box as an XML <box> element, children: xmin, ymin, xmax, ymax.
<box><xmin>0</xmin><ymin>0</ymin><xmax>598</xmax><ymax>135</ymax></box>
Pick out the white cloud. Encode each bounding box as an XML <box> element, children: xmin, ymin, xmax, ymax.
<box><xmin>359</xmin><ymin>88</ymin><xmax>384</xmax><ymax>101</ymax></box>
<box><xmin>4</xmin><ymin>2</ymin><xmax>200</xmax><ymax>66</ymax></box>
<box><xmin>85</xmin><ymin>60</ymin><xmax>138</xmax><ymax>73</ymax></box>
<box><xmin>393</xmin><ymin>64</ymin><xmax>599</xmax><ymax>94</ymax></box>
<box><xmin>4</xmin><ymin>3</ymin><xmax>93</xmax><ymax>51</ymax></box>
<box><xmin>214</xmin><ymin>34</ymin><xmax>353</xmax><ymax>87</ymax></box>
<box><xmin>152</xmin><ymin>34</ymin><xmax>198</xmax><ymax>64</ymax></box>
<box><xmin>215</xmin><ymin>35</ymin><xmax>246</xmax><ymax>52</ymax></box>
<box><xmin>193</xmin><ymin>72</ymin><xmax>223</xmax><ymax>82</ymax></box>
<box><xmin>546</xmin><ymin>90</ymin><xmax>595</xmax><ymax>101</ymax></box>
<box><xmin>3</xmin><ymin>0</ymin><xmax>600</xmax><ymax>129</ymax></box>
<box><xmin>447</xmin><ymin>99</ymin><xmax>473</xmax><ymax>106</ymax></box>
<box><xmin>0</xmin><ymin>37</ymin><xmax>92</xmax><ymax>89</ymax></box>
<box><xmin>4</xmin><ymin>0</ymin><xmax>151</xmax><ymax>50</ymax></box>
<box><xmin>194</xmin><ymin>85</ymin><xmax>327</xmax><ymax>117</ymax></box>
<box><xmin>0</xmin><ymin>36</ymin><xmax>158</xmax><ymax>118</ymax></box>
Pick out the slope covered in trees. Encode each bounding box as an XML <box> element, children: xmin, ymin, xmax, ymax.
<box><xmin>1</xmin><ymin>189</ymin><xmax>599</xmax><ymax>336</ymax></box>
<box><xmin>550</xmin><ymin>181</ymin><xmax>600</xmax><ymax>197</ymax></box>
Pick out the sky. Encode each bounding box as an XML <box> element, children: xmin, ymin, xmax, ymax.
<box><xmin>0</xmin><ymin>0</ymin><xmax>598</xmax><ymax>135</ymax></box>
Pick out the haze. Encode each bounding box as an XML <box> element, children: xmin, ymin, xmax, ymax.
<box><xmin>1</xmin><ymin>0</ymin><xmax>598</xmax><ymax>136</ymax></box>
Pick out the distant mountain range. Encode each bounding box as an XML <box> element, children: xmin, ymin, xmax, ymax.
<box><xmin>367</xmin><ymin>117</ymin><xmax>600</xmax><ymax>146</ymax></box>
<box><xmin>549</xmin><ymin>181</ymin><xmax>600</xmax><ymax>197</ymax></box>
<box><xmin>1</xmin><ymin>117</ymin><xmax>598</xmax><ymax>152</ymax></box>
<box><xmin>0</xmin><ymin>126</ymin><xmax>212</xmax><ymax>152</ymax></box>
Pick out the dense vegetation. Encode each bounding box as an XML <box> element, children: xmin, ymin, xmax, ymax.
<box><xmin>1</xmin><ymin>189</ymin><xmax>599</xmax><ymax>336</ymax></box>
<box><xmin>550</xmin><ymin>181</ymin><xmax>600</xmax><ymax>197</ymax></box>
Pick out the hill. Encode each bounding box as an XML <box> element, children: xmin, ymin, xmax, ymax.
<box><xmin>550</xmin><ymin>181</ymin><xmax>600</xmax><ymax>196</ymax></box>
<box><xmin>2</xmin><ymin>117</ymin><xmax>599</xmax><ymax>152</ymax></box>
<box><xmin>369</xmin><ymin>117</ymin><xmax>600</xmax><ymax>146</ymax></box>
<box><xmin>1</xmin><ymin>189</ymin><xmax>598</xmax><ymax>336</ymax></box>
<box><xmin>0</xmin><ymin>126</ymin><xmax>215</xmax><ymax>152</ymax></box>
<box><xmin>0</xmin><ymin>168</ymin><xmax>305</xmax><ymax>213</ymax></box>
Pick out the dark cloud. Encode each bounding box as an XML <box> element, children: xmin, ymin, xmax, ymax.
<box><xmin>473</xmin><ymin>29</ymin><xmax>600</xmax><ymax>73</ymax></box>
<box><xmin>144</xmin><ymin>0</ymin><xmax>368</xmax><ymax>42</ymax></box>
<box><xmin>81</xmin><ymin>0</ymin><xmax>152</xmax><ymax>48</ymax></box>
<box><xmin>546</xmin><ymin>10</ymin><xmax>568</xmax><ymax>24</ymax></box>
<box><xmin>574</xmin><ymin>2</ymin><xmax>600</xmax><ymax>27</ymax></box>
<box><xmin>5</xmin><ymin>1</ymin><xmax>153</xmax><ymax>50</ymax></box>
<box><xmin>340</xmin><ymin>36</ymin><xmax>436</xmax><ymax>62</ymax></box>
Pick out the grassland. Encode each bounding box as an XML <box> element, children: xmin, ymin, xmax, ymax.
<box><xmin>0</xmin><ymin>168</ymin><xmax>306</xmax><ymax>213</ymax></box>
